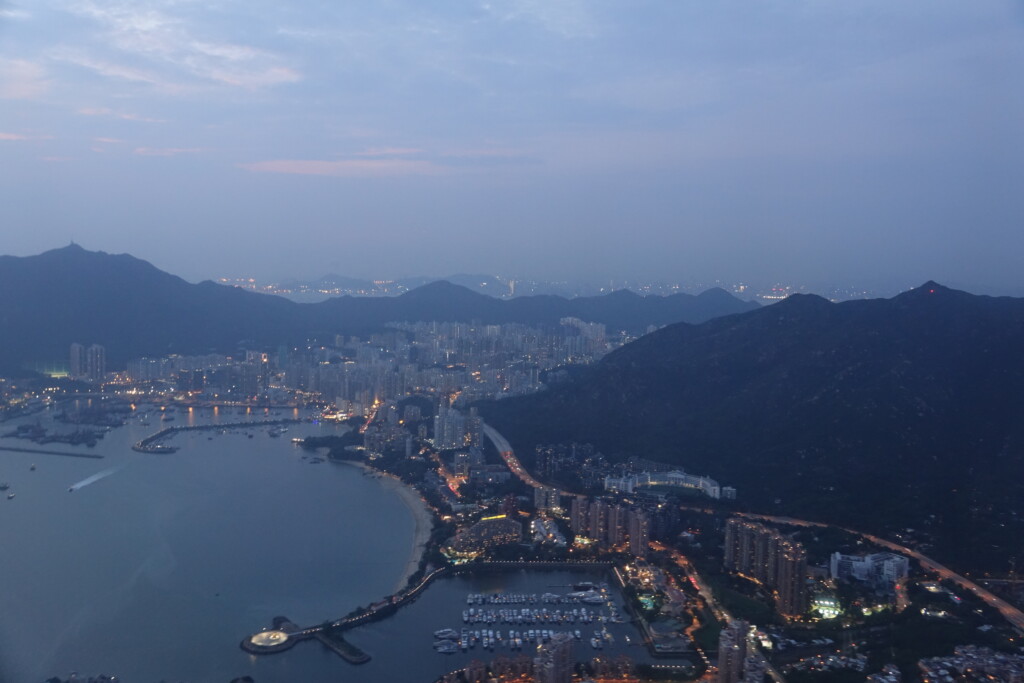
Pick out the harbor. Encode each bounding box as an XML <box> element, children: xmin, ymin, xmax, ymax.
<box><xmin>430</xmin><ymin>587</ymin><xmax>629</xmax><ymax>655</ymax></box>
<box><xmin>240</xmin><ymin>564</ymin><xmax>663</xmax><ymax>682</ymax></box>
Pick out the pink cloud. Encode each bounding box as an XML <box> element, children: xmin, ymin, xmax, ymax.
<box><xmin>0</xmin><ymin>59</ymin><xmax>49</xmax><ymax>100</ymax></box>
<box><xmin>0</xmin><ymin>132</ymin><xmax>28</xmax><ymax>141</ymax></box>
<box><xmin>239</xmin><ymin>158</ymin><xmax>440</xmax><ymax>177</ymax></box>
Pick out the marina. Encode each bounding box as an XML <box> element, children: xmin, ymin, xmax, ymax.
<box><xmin>433</xmin><ymin>590</ymin><xmax>626</xmax><ymax>655</ymax></box>
<box><xmin>334</xmin><ymin>568</ymin><xmax>661</xmax><ymax>683</ymax></box>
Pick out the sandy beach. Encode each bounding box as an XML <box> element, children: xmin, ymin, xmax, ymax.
<box><xmin>344</xmin><ymin>461</ymin><xmax>435</xmax><ymax>592</ymax></box>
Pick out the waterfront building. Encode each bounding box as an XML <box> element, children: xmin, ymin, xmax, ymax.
<box><xmin>86</xmin><ymin>344</ymin><xmax>106</xmax><ymax>382</ymax></box>
<box><xmin>570</xmin><ymin>497</ymin><xmax>589</xmax><ymax>537</ymax></box>
<box><xmin>447</xmin><ymin>515</ymin><xmax>522</xmax><ymax>556</ymax></box>
<box><xmin>589</xmin><ymin>500</ymin><xmax>609</xmax><ymax>544</ymax></box>
<box><xmin>534</xmin><ymin>631</ymin><xmax>574</xmax><ymax>683</ymax></box>
<box><xmin>607</xmin><ymin>504</ymin><xmax>627</xmax><ymax>546</ymax></box>
<box><xmin>69</xmin><ymin>342</ymin><xmax>86</xmax><ymax>378</ymax></box>
<box><xmin>463</xmin><ymin>659</ymin><xmax>488</xmax><ymax>683</ymax></box>
<box><xmin>627</xmin><ymin>508</ymin><xmax>650</xmax><ymax>558</ymax></box>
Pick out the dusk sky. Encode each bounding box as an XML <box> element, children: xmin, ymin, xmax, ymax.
<box><xmin>1</xmin><ymin>1</ymin><xmax>1021</xmax><ymax>291</ymax></box>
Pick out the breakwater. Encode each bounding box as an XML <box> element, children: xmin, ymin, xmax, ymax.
<box><xmin>133</xmin><ymin>419</ymin><xmax>302</xmax><ymax>453</ymax></box>
<box><xmin>241</xmin><ymin>561</ymin><xmax>616</xmax><ymax>663</ymax></box>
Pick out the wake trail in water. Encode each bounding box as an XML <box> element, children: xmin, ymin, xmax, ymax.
<box><xmin>69</xmin><ymin>465</ymin><xmax>123</xmax><ymax>491</ymax></box>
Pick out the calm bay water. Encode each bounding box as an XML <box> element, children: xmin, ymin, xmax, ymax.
<box><xmin>0</xmin><ymin>405</ymin><xmax>415</xmax><ymax>683</ymax></box>
<box><xmin>0</xmin><ymin>406</ymin><xmax>651</xmax><ymax>683</ymax></box>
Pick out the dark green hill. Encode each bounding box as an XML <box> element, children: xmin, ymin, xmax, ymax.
<box><xmin>0</xmin><ymin>245</ymin><xmax>757</xmax><ymax>371</ymax></box>
<box><xmin>481</xmin><ymin>282</ymin><xmax>1024</xmax><ymax>572</ymax></box>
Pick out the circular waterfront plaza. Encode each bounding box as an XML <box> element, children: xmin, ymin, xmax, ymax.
<box><xmin>242</xmin><ymin>629</ymin><xmax>296</xmax><ymax>654</ymax></box>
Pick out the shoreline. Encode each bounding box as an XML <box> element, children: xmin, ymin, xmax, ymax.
<box><xmin>343</xmin><ymin>461</ymin><xmax>434</xmax><ymax>592</ymax></box>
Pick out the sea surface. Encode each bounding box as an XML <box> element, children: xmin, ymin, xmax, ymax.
<box><xmin>0</xmin><ymin>404</ymin><xmax>650</xmax><ymax>683</ymax></box>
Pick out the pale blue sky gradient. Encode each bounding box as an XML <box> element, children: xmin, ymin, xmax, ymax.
<box><xmin>1</xmin><ymin>1</ymin><xmax>1021</xmax><ymax>290</ymax></box>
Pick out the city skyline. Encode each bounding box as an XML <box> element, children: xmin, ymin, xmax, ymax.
<box><xmin>1</xmin><ymin>2</ymin><xmax>1022</xmax><ymax>290</ymax></box>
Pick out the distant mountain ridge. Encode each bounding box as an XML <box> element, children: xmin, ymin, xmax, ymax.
<box><xmin>480</xmin><ymin>282</ymin><xmax>1024</xmax><ymax>573</ymax></box>
<box><xmin>0</xmin><ymin>245</ymin><xmax>757</xmax><ymax>370</ymax></box>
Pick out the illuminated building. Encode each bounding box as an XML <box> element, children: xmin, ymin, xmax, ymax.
<box><xmin>534</xmin><ymin>486</ymin><xmax>561</xmax><ymax>513</ymax></box>
<box><xmin>607</xmin><ymin>504</ymin><xmax>627</xmax><ymax>546</ymax></box>
<box><xmin>447</xmin><ymin>515</ymin><xmax>522</xmax><ymax>555</ymax></box>
<box><xmin>570</xmin><ymin>497</ymin><xmax>589</xmax><ymax>536</ymax></box>
<box><xmin>604</xmin><ymin>469</ymin><xmax>730</xmax><ymax>499</ymax></box>
<box><xmin>724</xmin><ymin>518</ymin><xmax>808</xmax><ymax>618</ymax></box>
<box><xmin>627</xmin><ymin>509</ymin><xmax>650</xmax><ymax>558</ymax></box>
<box><xmin>86</xmin><ymin>344</ymin><xmax>106</xmax><ymax>382</ymax></box>
<box><xmin>830</xmin><ymin>552</ymin><xmax>909</xmax><ymax>592</ymax></box>
<box><xmin>775</xmin><ymin>540</ymin><xmax>808</xmax><ymax>618</ymax></box>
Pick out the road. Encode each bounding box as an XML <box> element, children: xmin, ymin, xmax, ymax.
<box><xmin>651</xmin><ymin>542</ymin><xmax>785</xmax><ymax>683</ymax></box>
<box><xmin>735</xmin><ymin>511</ymin><xmax>1024</xmax><ymax>633</ymax></box>
<box><xmin>482</xmin><ymin>422</ymin><xmax>556</xmax><ymax>492</ymax></box>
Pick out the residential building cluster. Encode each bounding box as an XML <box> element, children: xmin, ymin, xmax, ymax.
<box><xmin>290</xmin><ymin>320</ymin><xmax>614</xmax><ymax>414</ymax></box>
<box><xmin>783</xmin><ymin>652</ymin><xmax>869</xmax><ymax>677</ymax></box>
<box><xmin>570</xmin><ymin>497</ymin><xmax>650</xmax><ymax>558</ymax></box>
<box><xmin>115</xmin><ymin>317</ymin><xmax>616</xmax><ymax>414</ymax></box>
<box><xmin>446</xmin><ymin>515</ymin><xmax>524</xmax><ymax>557</ymax></box>
<box><xmin>124</xmin><ymin>352</ymin><xmax>273</xmax><ymax>399</ymax></box>
<box><xmin>723</xmin><ymin>518</ymin><xmax>809</xmax><ymax>618</ymax></box>
<box><xmin>69</xmin><ymin>342</ymin><xmax>106</xmax><ymax>382</ymax></box>
<box><xmin>918</xmin><ymin>645</ymin><xmax>1024</xmax><ymax>682</ymax></box>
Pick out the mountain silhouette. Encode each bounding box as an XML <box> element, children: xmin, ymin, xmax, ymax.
<box><xmin>0</xmin><ymin>245</ymin><xmax>757</xmax><ymax>371</ymax></box>
<box><xmin>481</xmin><ymin>282</ymin><xmax>1024</xmax><ymax>572</ymax></box>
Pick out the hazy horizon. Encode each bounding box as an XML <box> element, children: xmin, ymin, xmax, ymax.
<box><xmin>2</xmin><ymin>1</ymin><xmax>1022</xmax><ymax>291</ymax></box>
